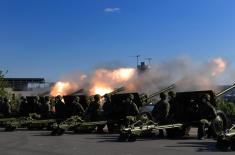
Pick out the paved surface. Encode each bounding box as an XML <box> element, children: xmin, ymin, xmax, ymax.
<box><xmin>0</xmin><ymin>128</ymin><xmax>233</xmax><ymax>155</ymax></box>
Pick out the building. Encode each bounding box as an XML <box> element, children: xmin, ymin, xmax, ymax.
<box><xmin>4</xmin><ymin>78</ymin><xmax>51</xmax><ymax>96</ymax></box>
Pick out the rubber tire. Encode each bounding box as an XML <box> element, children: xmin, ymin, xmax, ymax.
<box><xmin>231</xmin><ymin>138</ymin><xmax>235</xmax><ymax>151</ymax></box>
<box><xmin>216</xmin><ymin>110</ymin><xmax>229</xmax><ymax>130</ymax></box>
<box><xmin>140</xmin><ymin>112</ymin><xmax>153</xmax><ymax>121</ymax></box>
<box><xmin>216</xmin><ymin>137</ymin><xmax>230</xmax><ymax>151</ymax></box>
<box><xmin>118</xmin><ymin>133</ymin><xmax>128</xmax><ymax>142</ymax></box>
<box><xmin>128</xmin><ymin>134</ymin><xmax>137</xmax><ymax>142</ymax></box>
<box><xmin>5</xmin><ymin>126</ymin><xmax>16</xmax><ymax>132</ymax></box>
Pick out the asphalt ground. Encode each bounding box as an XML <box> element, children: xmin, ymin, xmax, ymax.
<box><xmin>0</xmin><ymin>128</ymin><xmax>233</xmax><ymax>155</ymax></box>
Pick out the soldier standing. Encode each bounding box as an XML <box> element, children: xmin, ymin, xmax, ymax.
<box><xmin>152</xmin><ymin>93</ymin><xmax>170</xmax><ymax>137</ymax></box>
<box><xmin>168</xmin><ymin>91</ymin><xmax>178</xmax><ymax>122</ymax></box>
<box><xmin>71</xmin><ymin>96</ymin><xmax>85</xmax><ymax>117</ymax></box>
<box><xmin>19</xmin><ymin>96</ymin><xmax>29</xmax><ymax>116</ymax></box>
<box><xmin>40</xmin><ymin>96</ymin><xmax>51</xmax><ymax>118</ymax></box>
<box><xmin>102</xmin><ymin>94</ymin><xmax>113</xmax><ymax>120</ymax></box>
<box><xmin>85</xmin><ymin>94</ymin><xmax>104</xmax><ymax>133</ymax></box>
<box><xmin>1</xmin><ymin>97</ymin><xmax>12</xmax><ymax>117</ymax></box>
<box><xmin>85</xmin><ymin>94</ymin><xmax>101</xmax><ymax>121</ymax></box>
<box><xmin>55</xmin><ymin>95</ymin><xmax>66</xmax><ymax>119</ymax></box>
<box><xmin>31</xmin><ymin>96</ymin><xmax>41</xmax><ymax>114</ymax></box>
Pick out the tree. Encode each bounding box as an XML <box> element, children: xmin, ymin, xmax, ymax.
<box><xmin>0</xmin><ymin>70</ymin><xmax>8</xmax><ymax>97</ymax></box>
<box><xmin>217</xmin><ymin>100</ymin><xmax>235</xmax><ymax>116</ymax></box>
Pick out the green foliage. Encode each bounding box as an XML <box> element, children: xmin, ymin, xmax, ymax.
<box><xmin>0</xmin><ymin>70</ymin><xmax>8</xmax><ymax>97</ymax></box>
<box><xmin>217</xmin><ymin>100</ymin><xmax>235</xmax><ymax>116</ymax></box>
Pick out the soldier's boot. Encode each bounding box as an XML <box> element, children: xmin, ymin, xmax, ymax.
<box><xmin>96</xmin><ymin>125</ymin><xmax>105</xmax><ymax>133</ymax></box>
<box><xmin>158</xmin><ymin>129</ymin><xmax>164</xmax><ymax>138</ymax></box>
<box><xmin>198</xmin><ymin>124</ymin><xmax>206</xmax><ymax>140</ymax></box>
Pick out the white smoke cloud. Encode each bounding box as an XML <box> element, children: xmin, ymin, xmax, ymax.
<box><xmin>50</xmin><ymin>56</ymin><xmax>229</xmax><ymax>96</ymax></box>
<box><xmin>133</xmin><ymin>57</ymin><xmax>228</xmax><ymax>93</ymax></box>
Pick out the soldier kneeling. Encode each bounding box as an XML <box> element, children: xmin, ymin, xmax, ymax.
<box><xmin>197</xmin><ymin>94</ymin><xmax>217</xmax><ymax>140</ymax></box>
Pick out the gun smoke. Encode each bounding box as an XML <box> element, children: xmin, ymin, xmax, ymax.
<box><xmin>50</xmin><ymin>56</ymin><xmax>228</xmax><ymax>96</ymax></box>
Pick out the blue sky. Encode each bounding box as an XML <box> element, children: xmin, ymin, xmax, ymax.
<box><xmin>1</xmin><ymin>0</ymin><xmax>235</xmax><ymax>81</ymax></box>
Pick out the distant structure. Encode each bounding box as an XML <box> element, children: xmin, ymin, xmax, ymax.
<box><xmin>137</xmin><ymin>61</ymin><xmax>149</xmax><ymax>73</ymax></box>
<box><xmin>132</xmin><ymin>54</ymin><xmax>149</xmax><ymax>73</ymax></box>
<box><xmin>4</xmin><ymin>78</ymin><xmax>51</xmax><ymax>96</ymax></box>
<box><xmin>4</xmin><ymin>78</ymin><xmax>48</xmax><ymax>91</ymax></box>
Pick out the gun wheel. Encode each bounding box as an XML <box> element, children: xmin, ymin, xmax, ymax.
<box><xmin>51</xmin><ymin>128</ymin><xmax>65</xmax><ymax>136</ymax></box>
<box><xmin>118</xmin><ymin>133</ymin><xmax>129</xmax><ymax>142</ymax></box>
<box><xmin>231</xmin><ymin>138</ymin><xmax>235</xmax><ymax>151</ymax></box>
<box><xmin>5</xmin><ymin>126</ymin><xmax>16</xmax><ymax>132</ymax></box>
<box><xmin>216</xmin><ymin>137</ymin><xmax>230</xmax><ymax>151</ymax></box>
<box><xmin>57</xmin><ymin>128</ymin><xmax>65</xmax><ymax>135</ymax></box>
<box><xmin>127</xmin><ymin>134</ymin><xmax>137</xmax><ymax>142</ymax></box>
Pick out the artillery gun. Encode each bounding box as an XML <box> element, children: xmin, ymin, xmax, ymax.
<box><xmin>108</xmin><ymin>84</ymin><xmax>175</xmax><ymax>135</ymax></box>
<box><xmin>51</xmin><ymin>87</ymin><xmax>125</xmax><ymax>135</ymax></box>
<box><xmin>0</xmin><ymin>117</ymin><xmax>17</xmax><ymax>127</ymax></box>
<box><xmin>216</xmin><ymin>124</ymin><xmax>235</xmax><ymax>151</ymax></box>
<box><xmin>119</xmin><ymin>83</ymin><xmax>235</xmax><ymax>141</ymax></box>
<box><xmin>4</xmin><ymin>113</ymin><xmax>56</xmax><ymax>131</ymax></box>
<box><xmin>119</xmin><ymin>116</ymin><xmax>183</xmax><ymax>142</ymax></box>
<box><xmin>146</xmin><ymin>84</ymin><xmax>175</xmax><ymax>100</ymax></box>
<box><xmin>51</xmin><ymin>116</ymin><xmax>107</xmax><ymax>135</ymax></box>
<box><xmin>139</xmin><ymin>84</ymin><xmax>175</xmax><ymax>117</ymax></box>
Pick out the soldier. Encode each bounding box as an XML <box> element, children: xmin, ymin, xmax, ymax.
<box><xmin>152</xmin><ymin>93</ymin><xmax>170</xmax><ymax>137</ymax></box>
<box><xmin>40</xmin><ymin>96</ymin><xmax>51</xmax><ymax>118</ymax></box>
<box><xmin>102</xmin><ymin>94</ymin><xmax>114</xmax><ymax>133</ymax></box>
<box><xmin>81</xmin><ymin>95</ymin><xmax>90</xmax><ymax>111</ymax></box>
<box><xmin>19</xmin><ymin>96</ymin><xmax>29</xmax><ymax>116</ymax></box>
<box><xmin>168</xmin><ymin>91</ymin><xmax>178</xmax><ymax>121</ymax></box>
<box><xmin>31</xmin><ymin>96</ymin><xmax>41</xmax><ymax>114</ymax></box>
<box><xmin>102</xmin><ymin>94</ymin><xmax>113</xmax><ymax>120</ymax></box>
<box><xmin>85</xmin><ymin>94</ymin><xmax>101</xmax><ymax>121</ymax></box>
<box><xmin>10</xmin><ymin>93</ymin><xmax>18</xmax><ymax>112</ymax></box>
<box><xmin>197</xmin><ymin>94</ymin><xmax>217</xmax><ymax>139</ymax></box>
<box><xmin>49</xmin><ymin>97</ymin><xmax>56</xmax><ymax>114</ymax></box>
<box><xmin>54</xmin><ymin>95</ymin><xmax>66</xmax><ymax>119</ymax></box>
<box><xmin>140</xmin><ymin>93</ymin><xmax>149</xmax><ymax>107</ymax></box>
<box><xmin>85</xmin><ymin>94</ymin><xmax>105</xmax><ymax>133</ymax></box>
<box><xmin>123</xmin><ymin>94</ymin><xmax>140</xmax><ymax>127</ymax></box>
<box><xmin>1</xmin><ymin>97</ymin><xmax>12</xmax><ymax>117</ymax></box>
<box><xmin>71</xmin><ymin>96</ymin><xmax>85</xmax><ymax>117</ymax></box>
<box><xmin>124</xmin><ymin>94</ymin><xmax>139</xmax><ymax>117</ymax></box>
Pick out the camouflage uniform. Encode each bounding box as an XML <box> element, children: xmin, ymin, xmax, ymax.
<box><xmin>123</xmin><ymin>94</ymin><xmax>139</xmax><ymax>127</ymax></box>
<box><xmin>197</xmin><ymin>94</ymin><xmax>217</xmax><ymax>139</ymax></box>
<box><xmin>102</xmin><ymin>94</ymin><xmax>113</xmax><ymax>119</ymax></box>
<box><xmin>152</xmin><ymin>93</ymin><xmax>170</xmax><ymax>137</ymax></box>
<box><xmin>40</xmin><ymin>96</ymin><xmax>51</xmax><ymax>118</ymax></box>
<box><xmin>168</xmin><ymin>91</ymin><xmax>178</xmax><ymax>122</ymax></box>
<box><xmin>55</xmin><ymin>96</ymin><xmax>66</xmax><ymax>119</ymax></box>
<box><xmin>124</xmin><ymin>94</ymin><xmax>139</xmax><ymax>116</ymax></box>
<box><xmin>19</xmin><ymin>96</ymin><xmax>29</xmax><ymax>116</ymax></box>
<box><xmin>1</xmin><ymin>97</ymin><xmax>12</xmax><ymax>117</ymax></box>
<box><xmin>85</xmin><ymin>95</ymin><xmax>101</xmax><ymax>121</ymax></box>
<box><xmin>85</xmin><ymin>95</ymin><xmax>103</xmax><ymax>133</ymax></box>
<box><xmin>71</xmin><ymin>96</ymin><xmax>85</xmax><ymax>117</ymax></box>
<box><xmin>31</xmin><ymin>96</ymin><xmax>41</xmax><ymax>114</ymax></box>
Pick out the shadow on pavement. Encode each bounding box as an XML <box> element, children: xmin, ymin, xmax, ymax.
<box><xmin>166</xmin><ymin>141</ymin><xmax>221</xmax><ymax>152</ymax></box>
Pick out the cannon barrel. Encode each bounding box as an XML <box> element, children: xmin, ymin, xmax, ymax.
<box><xmin>147</xmin><ymin>84</ymin><xmax>175</xmax><ymax>99</ymax></box>
<box><xmin>69</xmin><ymin>89</ymin><xmax>85</xmax><ymax>95</ymax></box>
<box><xmin>216</xmin><ymin>84</ymin><xmax>235</xmax><ymax>98</ymax></box>
<box><xmin>102</xmin><ymin>86</ymin><xmax>126</xmax><ymax>97</ymax></box>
